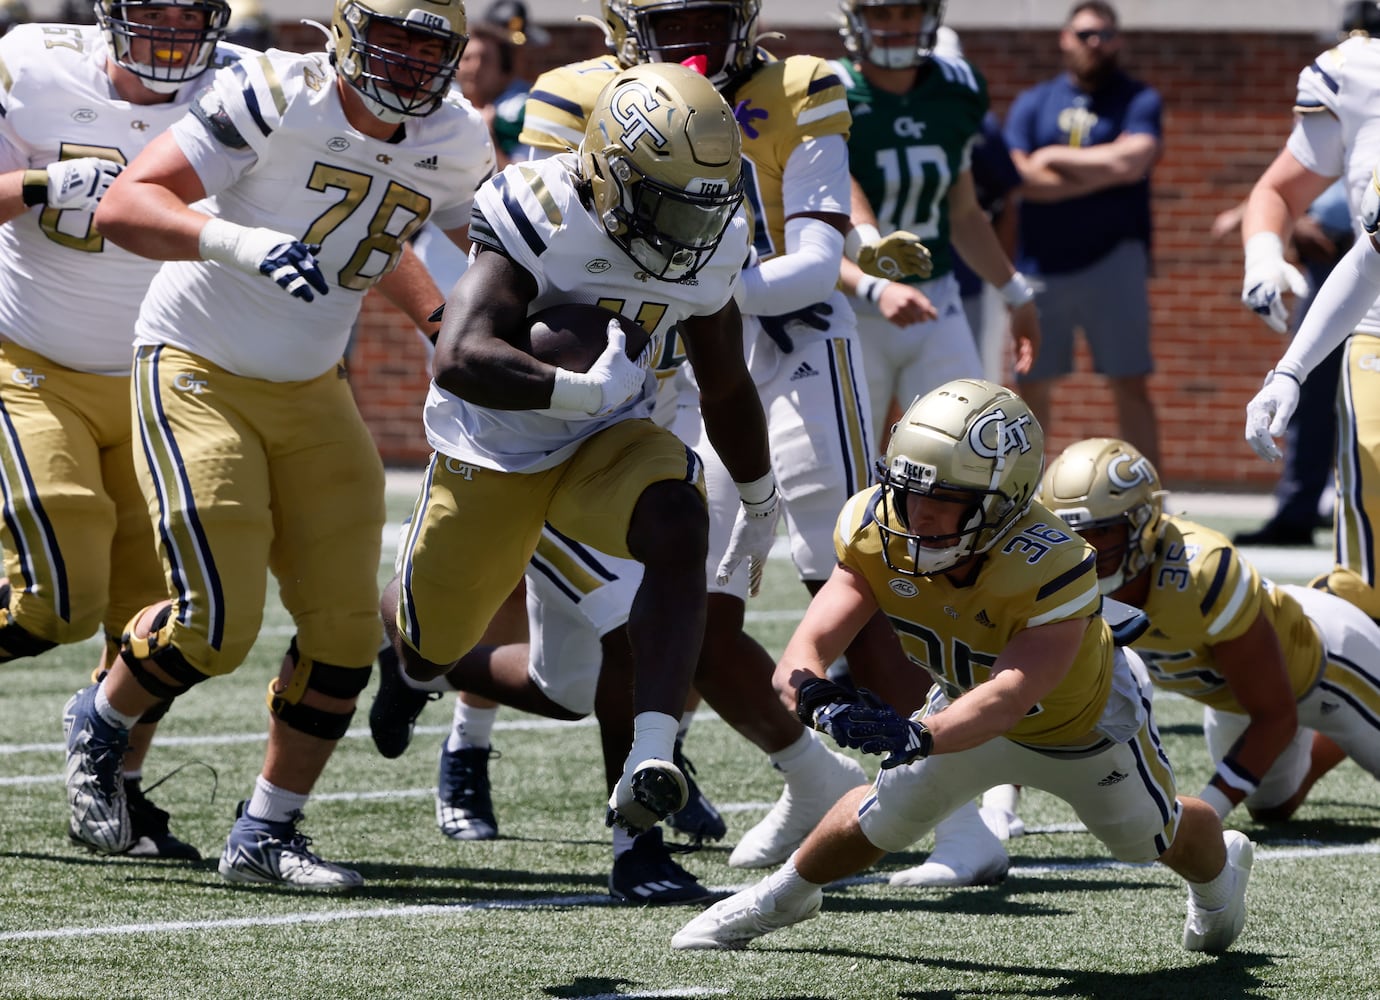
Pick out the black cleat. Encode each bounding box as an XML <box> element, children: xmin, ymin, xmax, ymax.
<box><xmin>123</xmin><ymin>780</ymin><xmax>201</xmax><ymax>861</ymax></box>
<box><xmin>436</xmin><ymin>744</ymin><xmax>499</xmax><ymax>841</ymax></box>
<box><xmin>609</xmin><ymin>827</ymin><xmax>718</xmax><ymax>906</ymax></box>
<box><xmin>369</xmin><ymin>642</ymin><xmax>440</xmax><ymax>759</ymax></box>
<box><xmin>666</xmin><ymin>737</ymin><xmax>727</xmax><ymax>844</ymax></box>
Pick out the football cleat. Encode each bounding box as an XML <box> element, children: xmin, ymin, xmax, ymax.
<box><xmin>607</xmin><ymin>758</ymin><xmax>688</xmax><ymax>834</ymax></box>
<box><xmin>218</xmin><ymin>801</ymin><xmax>363</xmax><ymax>892</ymax></box>
<box><xmin>123</xmin><ymin>780</ymin><xmax>202</xmax><ymax>861</ymax></box>
<box><xmin>888</xmin><ymin>800</ymin><xmax>1009</xmax><ymax>887</ymax></box>
<box><xmin>609</xmin><ymin>826</ymin><xmax>717</xmax><ymax>906</ymax></box>
<box><xmin>436</xmin><ymin>744</ymin><xmax>499</xmax><ymax>841</ymax></box>
<box><xmin>671</xmin><ymin>878</ymin><xmax>823</xmax><ymax>950</ymax></box>
<box><xmin>729</xmin><ymin>744</ymin><xmax>866</xmax><ymax>869</ymax></box>
<box><xmin>368</xmin><ymin>640</ymin><xmax>440</xmax><ymax>759</ymax></box>
<box><xmin>1183</xmin><ymin>831</ymin><xmax>1254</xmax><ymax>953</ymax></box>
<box><xmin>63</xmin><ymin>684</ymin><xmax>133</xmax><ymax>855</ymax></box>
<box><xmin>665</xmin><ymin>737</ymin><xmax>727</xmax><ymax>844</ymax></box>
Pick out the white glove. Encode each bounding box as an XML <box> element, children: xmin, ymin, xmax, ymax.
<box><xmin>856</xmin><ymin>230</ymin><xmax>933</xmax><ymax>280</ymax></box>
<box><xmin>549</xmin><ymin>318</ymin><xmax>650</xmax><ymax>416</ymax></box>
<box><xmin>198</xmin><ymin>218</ymin><xmax>329</xmax><ymax>302</ymax></box>
<box><xmin>1242</xmin><ymin>231</ymin><xmax>1310</xmax><ymax>334</ymax></box>
<box><xmin>714</xmin><ymin>476</ymin><xmax>781</xmax><ymax>596</ymax></box>
<box><xmin>42</xmin><ymin>158</ymin><xmax>124</xmax><ymax>212</ymax></box>
<box><xmin>1244</xmin><ymin>369</ymin><xmax>1302</xmax><ymax>462</ymax></box>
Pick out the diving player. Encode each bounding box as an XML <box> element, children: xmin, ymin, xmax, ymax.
<box><xmin>77</xmin><ymin>0</ymin><xmax>493</xmax><ymax>889</ymax></box>
<box><xmin>1042</xmin><ymin>437</ymin><xmax>1380</xmax><ymax>822</ymax></box>
<box><xmin>672</xmin><ymin>379</ymin><xmax>1253</xmax><ymax>955</ymax></box>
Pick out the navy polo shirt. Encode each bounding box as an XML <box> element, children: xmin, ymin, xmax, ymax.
<box><xmin>1004</xmin><ymin>70</ymin><xmax>1161</xmax><ymax>276</ymax></box>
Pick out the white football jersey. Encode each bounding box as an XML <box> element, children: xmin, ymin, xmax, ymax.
<box><xmin>1291</xmin><ymin>34</ymin><xmax>1380</xmax><ymax>334</ymax></box>
<box><xmin>135</xmin><ymin>49</ymin><xmax>494</xmax><ymax>382</ymax></box>
<box><xmin>0</xmin><ymin>24</ymin><xmax>248</xmax><ymax>375</ymax></box>
<box><xmin>424</xmin><ymin>154</ymin><xmax>750</xmax><ymax>473</ymax></box>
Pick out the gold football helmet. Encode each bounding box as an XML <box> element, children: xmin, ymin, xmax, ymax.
<box><xmin>873</xmin><ymin>379</ymin><xmax>1044</xmax><ymax>576</ymax></box>
<box><xmin>332</xmin><ymin>0</ymin><xmax>467</xmax><ymax>122</ymax></box>
<box><xmin>1039</xmin><ymin>438</ymin><xmax>1166</xmax><ymax>595</ymax></box>
<box><xmin>601</xmin><ymin>0</ymin><xmax>760</xmax><ymax>85</ymax></box>
<box><xmin>580</xmin><ymin>62</ymin><xmax>744</xmax><ymax>281</ymax></box>
<box><xmin>97</xmin><ymin>0</ymin><xmax>232</xmax><ymax>94</ymax></box>
<box><xmin>840</xmin><ymin>0</ymin><xmax>946</xmax><ymax>70</ymax></box>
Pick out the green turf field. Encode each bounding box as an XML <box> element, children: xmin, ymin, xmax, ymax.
<box><xmin>2</xmin><ymin>485</ymin><xmax>1376</xmax><ymax>999</ymax></box>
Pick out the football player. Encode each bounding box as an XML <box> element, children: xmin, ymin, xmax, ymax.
<box><xmin>833</xmin><ymin>0</ymin><xmax>1038</xmax><ymax>445</ymax></box>
<box><xmin>672</xmin><ymin>380</ymin><xmax>1253</xmax><ymax>954</ymax></box>
<box><xmin>379</xmin><ymin>63</ymin><xmax>785</xmax><ymax>880</ymax></box>
<box><xmin>516</xmin><ymin>0</ymin><xmax>890</xmax><ymax>879</ymax></box>
<box><xmin>1242</xmin><ymin>25</ymin><xmax>1380</xmax><ymax>624</ymax></box>
<box><xmin>77</xmin><ymin>0</ymin><xmax>494</xmax><ymax>890</ymax></box>
<box><xmin>1042</xmin><ymin>438</ymin><xmax>1380</xmax><ymax>822</ymax></box>
<box><xmin>0</xmin><ymin>0</ymin><xmax>249</xmax><ymax>861</ymax></box>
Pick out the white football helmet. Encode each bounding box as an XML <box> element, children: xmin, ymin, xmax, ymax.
<box><xmin>97</xmin><ymin>0</ymin><xmax>232</xmax><ymax>94</ymax></box>
<box><xmin>873</xmin><ymin>379</ymin><xmax>1044</xmax><ymax>576</ymax></box>
<box><xmin>1039</xmin><ymin>437</ymin><xmax>1167</xmax><ymax>595</ymax></box>
<box><xmin>580</xmin><ymin>62</ymin><xmax>744</xmax><ymax>281</ymax></box>
<box><xmin>332</xmin><ymin>0</ymin><xmax>467</xmax><ymax>123</ymax></box>
<box><xmin>840</xmin><ymin>0</ymin><xmax>946</xmax><ymax>70</ymax></box>
<box><xmin>601</xmin><ymin>0</ymin><xmax>761</xmax><ymax>86</ymax></box>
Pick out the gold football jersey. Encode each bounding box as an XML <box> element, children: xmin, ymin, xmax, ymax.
<box><xmin>1129</xmin><ymin>515</ymin><xmax>1324</xmax><ymax>710</ymax></box>
<box><xmin>835</xmin><ymin>489</ymin><xmax>1114</xmax><ymax>747</ymax></box>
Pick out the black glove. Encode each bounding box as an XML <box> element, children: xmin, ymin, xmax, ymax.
<box><xmin>758</xmin><ymin>301</ymin><xmax>832</xmax><ymax>354</ymax></box>
<box><xmin>805</xmin><ymin>684</ymin><xmax>934</xmax><ymax>768</ymax></box>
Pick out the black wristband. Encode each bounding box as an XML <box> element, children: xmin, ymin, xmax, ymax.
<box><xmin>21</xmin><ymin>168</ymin><xmax>48</xmax><ymax>207</ymax></box>
<box><xmin>795</xmin><ymin>675</ymin><xmax>852</xmax><ymax>728</ymax></box>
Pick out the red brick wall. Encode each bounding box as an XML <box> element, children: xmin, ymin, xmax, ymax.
<box><xmin>347</xmin><ymin>25</ymin><xmax>1325</xmax><ymax>489</ymax></box>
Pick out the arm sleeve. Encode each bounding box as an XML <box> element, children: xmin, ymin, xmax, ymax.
<box><xmin>733</xmin><ymin>215</ymin><xmax>844</xmax><ymax>316</ymax></box>
<box><xmin>780</xmin><ymin>133</ymin><xmax>851</xmax><ymax>217</ymax></box>
<box><xmin>1278</xmin><ymin>234</ymin><xmax>1380</xmax><ymax>378</ymax></box>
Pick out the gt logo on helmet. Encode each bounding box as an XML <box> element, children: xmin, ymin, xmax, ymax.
<box><xmin>1108</xmin><ymin>453</ymin><xmax>1155</xmax><ymax>489</ymax></box>
<box><xmin>611</xmin><ymin>83</ymin><xmax>670</xmax><ymax>150</ymax></box>
<box><xmin>967</xmin><ymin>409</ymin><xmax>1034</xmax><ymax>460</ymax></box>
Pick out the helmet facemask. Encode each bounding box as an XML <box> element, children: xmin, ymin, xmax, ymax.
<box><xmin>334</xmin><ymin>0</ymin><xmax>466</xmax><ymax>123</ymax></box>
<box><xmin>603</xmin><ymin>0</ymin><xmax>759</xmax><ymax>86</ymax></box>
<box><xmin>581</xmin><ymin>63</ymin><xmax>745</xmax><ymax>282</ymax></box>
<box><xmin>840</xmin><ymin>0</ymin><xmax>946</xmax><ymax>71</ymax></box>
<box><xmin>98</xmin><ymin>0</ymin><xmax>232</xmax><ymax>94</ymax></box>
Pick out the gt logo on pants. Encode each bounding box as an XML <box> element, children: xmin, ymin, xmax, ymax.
<box><xmin>174</xmin><ymin>373</ymin><xmax>208</xmax><ymax>394</ymax></box>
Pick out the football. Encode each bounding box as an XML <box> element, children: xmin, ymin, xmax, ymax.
<box><xmin>526</xmin><ymin>302</ymin><xmax>653</xmax><ymax>374</ymax></box>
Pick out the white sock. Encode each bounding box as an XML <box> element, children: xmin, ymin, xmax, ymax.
<box><xmin>123</xmin><ymin>769</ymin><xmax>143</xmax><ymax>783</ymax></box>
<box><xmin>447</xmin><ymin>700</ymin><xmax>497</xmax><ymax>752</ymax></box>
<box><xmin>1189</xmin><ymin>852</ymin><xmax>1236</xmax><ymax>910</ymax></box>
<box><xmin>982</xmin><ymin>784</ymin><xmax>1020</xmax><ymax>814</ymax></box>
<box><xmin>246</xmin><ymin>775</ymin><xmax>309</xmax><ymax>824</ymax></box>
<box><xmin>768</xmin><ymin>729</ymin><xmax>819</xmax><ymax>777</ymax></box>
<box><xmin>94</xmin><ymin>683</ymin><xmax>141</xmax><ymax>730</ymax></box>
<box><xmin>765</xmin><ymin>854</ymin><xmax>824</xmax><ymax>905</ymax></box>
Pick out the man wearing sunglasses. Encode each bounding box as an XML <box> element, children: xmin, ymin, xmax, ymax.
<box><xmin>1003</xmin><ymin>1</ymin><xmax>1163</xmax><ymax>469</ymax></box>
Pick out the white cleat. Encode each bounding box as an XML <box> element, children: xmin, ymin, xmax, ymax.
<box><xmin>671</xmin><ymin>879</ymin><xmax>823</xmax><ymax>950</ymax></box>
<box><xmin>729</xmin><ymin>744</ymin><xmax>866</xmax><ymax>869</ymax></box>
<box><xmin>1183</xmin><ymin>830</ymin><xmax>1254</xmax><ymax>953</ymax></box>
<box><xmin>889</xmin><ymin>799</ymin><xmax>1010</xmax><ymax>887</ymax></box>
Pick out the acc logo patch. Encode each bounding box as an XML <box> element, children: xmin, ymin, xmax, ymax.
<box><xmin>586</xmin><ymin>259</ymin><xmax>611</xmax><ymax>273</ymax></box>
<box><xmin>888</xmin><ymin>578</ymin><xmax>918</xmax><ymax>598</ymax></box>
<box><xmin>72</xmin><ymin>108</ymin><xmax>97</xmax><ymax>123</ymax></box>
<box><xmin>327</xmin><ymin>137</ymin><xmax>350</xmax><ymax>152</ymax></box>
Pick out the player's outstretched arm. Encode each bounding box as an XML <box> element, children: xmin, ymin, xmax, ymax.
<box><xmin>93</xmin><ymin>132</ymin><xmax>211</xmax><ymax>260</ymax></box>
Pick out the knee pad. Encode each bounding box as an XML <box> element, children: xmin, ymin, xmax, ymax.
<box><xmin>267</xmin><ymin>636</ymin><xmax>372</xmax><ymax>741</ymax></box>
<box><xmin>119</xmin><ymin>604</ymin><xmax>208</xmax><ymax>702</ymax></box>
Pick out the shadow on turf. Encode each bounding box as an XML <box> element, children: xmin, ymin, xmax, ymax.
<box><xmin>544</xmin><ymin>981</ymin><xmax>827</xmax><ymax>1000</ymax></box>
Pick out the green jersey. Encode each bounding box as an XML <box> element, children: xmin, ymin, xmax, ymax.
<box><xmin>835</xmin><ymin>56</ymin><xmax>988</xmax><ymax>282</ymax></box>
